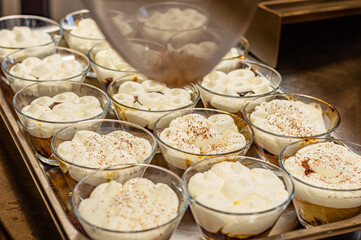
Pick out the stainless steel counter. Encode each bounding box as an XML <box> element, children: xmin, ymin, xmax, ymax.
<box><xmin>0</xmin><ymin>14</ymin><xmax>360</xmax><ymax>240</ymax></box>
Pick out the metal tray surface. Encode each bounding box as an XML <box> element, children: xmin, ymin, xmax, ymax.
<box><xmin>1</xmin><ymin>76</ymin><xmax>361</xmax><ymax>240</ymax></box>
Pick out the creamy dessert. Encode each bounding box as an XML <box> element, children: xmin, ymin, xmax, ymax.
<box><xmin>140</xmin><ymin>7</ymin><xmax>207</xmax><ymax>42</ymax></box>
<box><xmin>78</xmin><ymin>178</ymin><xmax>178</xmax><ymax>239</ymax></box>
<box><xmin>56</xmin><ymin>130</ymin><xmax>152</xmax><ymax>183</ymax></box>
<box><xmin>213</xmin><ymin>48</ymin><xmax>243</xmax><ymax>73</ymax></box>
<box><xmin>200</xmin><ymin>69</ymin><xmax>273</xmax><ymax>114</ymax></box>
<box><xmin>283</xmin><ymin>141</ymin><xmax>361</xmax><ymax>226</ymax></box>
<box><xmin>21</xmin><ymin>92</ymin><xmax>103</xmax><ymax>157</ymax></box>
<box><xmin>8</xmin><ymin>54</ymin><xmax>84</xmax><ymax>92</ymax></box>
<box><xmin>111</xmin><ymin>79</ymin><xmax>195</xmax><ymax>130</ymax></box>
<box><xmin>93</xmin><ymin>47</ymin><xmax>136</xmax><ymax>89</ymax></box>
<box><xmin>158</xmin><ymin>113</ymin><xmax>246</xmax><ymax>171</ymax></box>
<box><xmin>0</xmin><ymin>26</ymin><xmax>53</xmax><ymax>58</ymax></box>
<box><xmin>249</xmin><ymin>99</ymin><xmax>327</xmax><ymax>164</ymax></box>
<box><xmin>188</xmin><ymin>161</ymin><xmax>289</xmax><ymax>238</ymax></box>
<box><xmin>65</xmin><ymin>18</ymin><xmax>105</xmax><ymax>54</ymax></box>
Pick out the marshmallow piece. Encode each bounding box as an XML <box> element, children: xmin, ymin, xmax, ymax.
<box><xmin>137</xmin><ymin>92</ymin><xmax>164</xmax><ymax>109</ymax></box>
<box><xmin>31</xmin><ymin>96</ymin><xmax>54</xmax><ymax>107</ymax></box>
<box><xmin>113</xmin><ymin>93</ymin><xmax>134</xmax><ymax>107</ymax></box>
<box><xmin>23</xmin><ymin>104</ymin><xmax>51</xmax><ymax>118</ymax></box>
<box><xmin>166</xmin><ymin>96</ymin><xmax>192</xmax><ymax>109</ymax></box>
<box><xmin>196</xmin><ymin>192</ymin><xmax>234</xmax><ymax>212</ymax></box>
<box><xmin>188</xmin><ymin>171</ymin><xmax>225</xmax><ymax>198</ymax></box>
<box><xmin>208</xmin><ymin>114</ymin><xmax>237</xmax><ymax>133</ymax></box>
<box><xmin>117</xmin><ymin>81</ymin><xmax>144</xmax><ymax>96</ymax></box>
<box><xmin>159</xmin><ymin>127</ymin><xmax>188</xmax><ymax>147</ymax></box>
<box><xmin>228</xmin><ymin>69</ymin><xmax>255</xmax><ymax>82</ymax></box>
<box><xmin>164</xmin><ymin>88</ymin><xmax>191</xmax><ymax>100</ymax></box>
<box><xmin>210</xmin><ymin>161</ymin><xmax>251</xmax><ymax>180</ymax></box>
<box><xmin>56</xmin><ymin>140</ymin><xmax>87</xmax><ymax>162</ymax></box>
<box><xmin>52</xmin><ymin>92</ymin><xmax>79</xmax><ymax>102</ymax></box>
<box><xmin>52</xmin><ymin>102</ymin><xmax>81</xmax><ymax>117</ymax></box>
<box><xmin>75</xmin><ymin>96</ymin><xmax>101</xmax><ymax>110</ymax></box>
<box><xmin>141</xmin><ymin>80</ymin><xmax>167</xmax><ymax>93</ymax></box>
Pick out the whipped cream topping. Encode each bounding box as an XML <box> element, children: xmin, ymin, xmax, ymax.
<box><xmin>57</xmin><ymin>130</ymin><xmax>152</xmax><ymax>168</ymax></box>
<box><xmin>284</xmin><ymin>142</ymin><xmax>361</xmax><ymax>190</ymax></box>
<box><xmin>70</xmin><ymin>18</ymin><xmax>104</xmax><ymax>39</ymax></box>
<box><xmin>283</xmin><ymin>141</ymin><xmax>361</xmax><ymax>209</ymax></box>
<box><xmin>251</xmin><ymin>99</ymin><xmax>326</xmax><ymax>137</ymax></box>
<box><xmin>21</xmin><ymin>92</ymin><xmax>103</xmax><ymax>138</ymax></box>
<box><xmin>66</xmin><ymin>18</ymin><xmax>105</xmax><ymax>54</ymax></box>
<box><xmin>95</xmin><ymin>48</ymin><xmax>135</xmax><ymax>72</ymax></box>
<box><xmin>140</xmin><ymin>7</ymin><xmax>207</xmax><ymax>43</ymax></box>
<box><xmin>79</xmin><ymin>178</ymin><xmax>178</xmax><ymax>233</ymax></box>
<box><xmin>93</xmin><ymin>48</ymin><xmax>136</xmax><ymax>84</ymax></box>
<box><xmin>188</xmin><ymin>161</ymin><xmax>289</xmax><ymax>235</ymax></box>
<box><xmin>199</xmin><ymin>69</ymin><xmax>273</xmax><ymax>113</ymax></box>
<box><xmin>0</xmin><ymin>26</ymin><xmax>53</xmax><ymax>58</ymax></box>
<box><xmin>112</xmin><ymin>79</ymin><xmax>194</xmax><ymax>129</ymax></box>
<box><xmin>10</xmin><ymin>54</ymin><xmax>84</xmax><ymax>80</ymax></box>
<box><xmin>160</xmin><ymin>113</ymin><xmax>246</xmax><ymax>155</ymax></box>
<box><xmin>145</xmin><ymin>8</ymin><xmax>207</xmax><ymax>30</ymax></box>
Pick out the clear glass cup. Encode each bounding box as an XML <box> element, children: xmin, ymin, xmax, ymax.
<box><xmin>108</xmin><ymin>74</ymin><xmax>200</xmax><ymax>131</ymax></box>
<box><xmin>88</xmin><ymin>42</ymin><xmax>137</xmax><ymax>91</ymax></box>
<box><xmin>182</xmin><ymin>156</ymin><xmax>294</xmax><ymax>239</ymax></box>
<box><xmin>13</xmin><ymin>81</ymin><xmax>111</xmax><ymax>165</ymax></box>
<box><xmin>243</xmin><ymin>93</ymin><xmax>340</xmax><ymax>165</ymax></box>
<box><xmin>0</xmin><ymin>15</ymin><xmax>62</xmax><ymax>61</ymax></box>
<box><xmin>2</xmin><ymin>46</ymin><xmax>90</xmax><ymax>94</ymax></box>
<box><xmin>279</xmin><ymin>138</ymin><xmax>361</xmax><ymax>228</ymax></box>
<box><xmin>60</xmin><ymin>9</ymin><xmax>106</xmax><ymax>56</ymax></box>
<box><xmin>136</xmin><ymin>1</ymin><xmax>208</xmax><ymax>43</ymax></box>
<box><xmin>153</xmin><ymin>108</ymin><xmax>254</xmax><ymax>176</ymax></box>
<box><xmin>197</xmin><ymin>60</ymin><xmax>282</xmax><ymax>118</ymax></box>
<box><xmin>52</xmin><ymin>119</ymin><xmax>158</xmax><ymax>189</ymax></box>
<box><xmin>71</xmin><ymin>164</ymin><xmax>189</xmax><ymax>240</ymax></box>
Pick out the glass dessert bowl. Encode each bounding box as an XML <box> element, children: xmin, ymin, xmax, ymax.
<box><xmin>279</xmin><ymin>138</ymin><xmax>361</xmax><ymax>228</ymax></box>
<box><xmin>51</xmin><ymin>119</ymin><xmax>158</xmax><ymax>189</ymax></box>
<box><xmin>153</xmin><ymin>108</ymin><xmax>254</xmax><ymax>176</ymax></box>
<box><xmin>88</xmin><ymin>42</ymin><xmax>137</xmax><ymax>91</ymax></box>
<box><xmin>108</xmin><ymin>74</ymin><xmax>200</xmax><ymax>131</ymax></box>
<box><xmin>182</xmin><ymin>156</ymin><xmax>294</xmax><ymax>239</ymax></box>
<box><xmin>0</xmin><ymin>15</ymin><xmax>62</xmax><ymax>61</ymax></box>
<box><xmin>60</xmin><ymin>9</ymin><xmax>106</xmax><ymax>56</ymax></box>
<box><xmin>197</xmin><ymin>60</ymin><xmax>282</xmax><ymax>118</ymax></box>
<box><xmin>71</xmin><ymin>164</ymin><xmax>189</xmax><ymax>240</ymax></box>
<box><xmin>2</xmin><ymin>45</ymin><xmax>90</xmax><ymax>93</ymax></box>
<box><xmin>243</xmin><ymin>93</ymin><xmax>340</xmax><ymax>165</ymax></box>
<box><xmin>136</xmin><ymin>1</ymin><xmax>208</xmax><ymax>43</ymax></box>
<box><xmin>13</xmin><ymin>81</ymin><xmax>110</xmax><ymax>165</ymax></box>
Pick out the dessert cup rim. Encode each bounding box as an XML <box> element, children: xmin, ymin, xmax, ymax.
<box><xmin>153</xmin><ymin>107</ymin><xmax>254</xmax><ymax>156</ymax></box>
<box><xmin>242</xmin><ymin>93</ymin><xmax>341</xmax><ymax>139</ymax></box>
<box><xmin>108</xmin><ymin>77</ymin><xmax>200</xmax><ymax>113</ymax></box>
<box><xmin>51</xmin><ymin>119</ymin><xmax>158</xmax><ymax>170</ymax></box>
<box><xmin>182</xmin><ymin>156</ymin><xmax>294</xmax><ymax>216</ymax></box>
<box><xmin>2</xmin><ymin>46</ymin><xmax>90</xmax><ymax>82</ymax></box>
<box><xmin>13</xmin><ymin>81</ymin><xmax>111</xmax><ymax>124</ymax></box>
<box><xmin>136</xmin><ymin>1</ymin><xmax>208</xmax><ymax>32</ymax></box>
<box><xmin>0</xmin><ymin>14</ymin><xmax>63</xmax><ymax>49</ymax></box>
<box><xmin>196</xmin><ymin>59</ymin><xmax>282</xmax><ymax>99</ymax></box>
<box><xmin>71</xmin><ymin>163</ymin><xmax>190</xmax><ymax>234</ymax></box>
<box><xmin>279</xmin><ymin>137</ymin><xmax>361</xmax><ymax>192</ymax></box>
<box><xmin>60</xmin><ymin>9</ymin><xmax>106</xmax><ymax>41</ymax></box>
